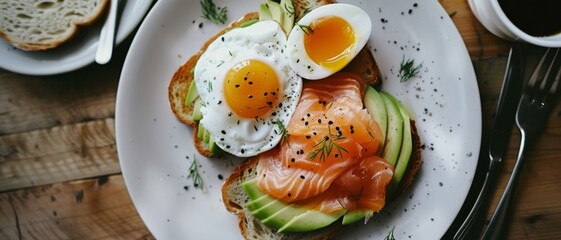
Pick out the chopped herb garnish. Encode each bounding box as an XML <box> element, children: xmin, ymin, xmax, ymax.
<box><xmin>298</xmin><ymin>24</ymin><xmax>314</xmax><ymax>35</ymax></box>
<box><xmin>207</xmin><ymin>81</ymin><xmax>213</xmax><ymax>92</ymax></box>
<box><xmin>399</xmin><ymin>56</ymin><xmax>423</xmax><ymax>82</ymax></box>
<box><xmin>448</xmin><ymin>11</ymin><xmax>457</xmax><ymax>18</ymax></box>
<box><xmin>284</xmin><ymin>3</ymin><xmax>295</xmax><ymax>17</ymax></box>
<box><xmin>384</xmin><ymin>226</ymin><xmax>396</xmax><ymax>240</ymax></box>
<box><xmin>217</xmin><ymin>60</ymin><xmax>225</xmax><ymax>67</ymax></box>
<box><xmin>188</xmin><ymin>156</ymin><xmax>204</xmax><ymax>190</ymax></box>
<box><xmin>307</xmin><ymin>125</ymin><xmax>348</xmax><ymax>162</ymax></box>
<box><xmin>301</xmin><ymin>8</ymin><xmax>312</xmax><ymax>18</ymax></box>
<box><xmin>200</xmin><ymin>0</ymin><xmax>228</xmax><ymax>24</ymax></box>
<box><xmin>274</xmin><ymin>119</ymin><xmax>290</xmax><ymax>146</ymax></box>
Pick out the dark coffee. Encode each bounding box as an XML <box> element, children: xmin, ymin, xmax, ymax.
<box><xmin>498</xmin><ymin>0</ymin><xmax>561</xmax><ymax>37</ymax></box>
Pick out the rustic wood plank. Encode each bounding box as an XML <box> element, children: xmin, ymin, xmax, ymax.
<box><xmin>0</xmin><ymin>119</ymin><xmax>119</xmax><ymax>191</ymax></box>
<box><xmin>0</xmin><ymin>175</ymin><xmax>153</xmax><ymax>240</ymax></box>
<box><xmin>439</xmin><ymin>0</ymin><xmax>511</xmax><ymax>60</ymax></box>
<box><xmin>0</xmin><ymin>40</ymin><xmax>130</xmax><ymax>136</ymax></box>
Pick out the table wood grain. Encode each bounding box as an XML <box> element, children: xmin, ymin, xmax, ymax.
<box><xmin>1</xmin><ymin>1</ymin><xmax>560</xmax><ymax>239</ymax></box>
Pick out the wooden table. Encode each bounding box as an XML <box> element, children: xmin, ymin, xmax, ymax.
<box><xmin>1</xmin><ymin>1</ymin><xmax>560</xmax><ymax>239</ymax></box>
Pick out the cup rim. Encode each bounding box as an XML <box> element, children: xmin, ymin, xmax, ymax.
<box><xmin>490</xmin><ymin>0</ymin><xmax>561</xmax><ymax>47</ymax></box>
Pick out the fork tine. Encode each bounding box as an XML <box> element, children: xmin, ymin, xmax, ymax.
<box><xmin>539</xmin><ymin>48</ymin><xmax>561</xmax><ymax>93</ymax></box>
<box><xmin>549</xmin><ymin>49</ymin><xmax>561</xmax><ymax>95</ymax></box>
<box><xmin>528</xmin><ymin>48</ymin><xmax>553</xmax><ymax>88</ymax></box>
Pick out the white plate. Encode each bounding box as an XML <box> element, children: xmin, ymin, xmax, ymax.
<box><xmin>116</xmin><ymin>0</ymin><xmax>481</xmax><ymax>239</ymax></box>
<box><xmin>0</xmin><ymin>0</ymin><xmax>153</xmax><ymax>76</ymax></box>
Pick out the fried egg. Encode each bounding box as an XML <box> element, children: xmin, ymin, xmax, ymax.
<box><xmin>287</xmin><ymin>3</ymin><xmax>372</xmax><ymax>80</ymax></box>
<box><xmin>194</xmin><ymin>20</ymin><xmax>302</xmax><ymax>157</ymax></box>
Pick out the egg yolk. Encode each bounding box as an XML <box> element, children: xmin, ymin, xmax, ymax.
<box><xmin>303</xmin><ymin>16</ymin><xmax>355</xmax><ymax>71</ymax></box>
<box><xmin>224</xmin><ymin>60</ymin><xmax>281</xmax><ymax>119</ymax></box>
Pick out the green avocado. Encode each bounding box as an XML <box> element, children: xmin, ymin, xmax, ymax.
<box><xmin>261</xmin><ymin>204</ymin><xmax>308</xmax><ymax>229</ymax></box>
<box><xmin>266</xmin><ymin>1</ymin><xmax>284</xmax><ymax>28</ymax></box>
<box><xmin>206</xmin><ymin>133</ymin><xmax>222</xmax><ymax>155</ymax></box>
<box><xmin>364</xmin><ymin>86</ymin><xmax>388</xmax><ymax>150</ymax></box>
<box><xmin>197</xmin><ymin>122</ymin><xmax>206</xmax><ymax>140</ymax></box>
<box><xmin>192</xmin><ymin>98</ymin><xmax>203</xmax><ymax>122</ymax></box>
<box><xmin>279</xmin><ymin>0</ymin><xmax>295</xmax><ymax>33</ymax></box>
<box><xmin>242</xmin><ymin>179</ymin><xmax>345</xmax><ymax>232</ymax></box>
<box><xmin>195</xmin><ymin>124</ymin><xmax>221</xmax><ymax>155</ymax></box>
<box><xmin>384</xmin><ymin>94</ymin><xmax>413</xmax><ymax>196</ymax></box>
<box><xmin>341</xmin><ymin>210</ymin><xmax>373</xmax><ymax>225</ymax></box>
<box><xmin>185</xmin><ymin>81</ymin><xmax>199</xmax><ymax>107</ymax></box>
<box><xmin>246</xmin><ymin>194</ymin><xmax>275</xmax><ymax>211</ymax></box>
<box><xmin>278</xmin><ymin>208</ymin><xmax>347</xmax><ymax>233</ymax></box>
<box><xmin>259</xmin><ymin>3</ymin><xmax>272</xmax><ymax>20</ymax></box>
<box><xmin>381</xmin><ymin>92</ymin><xmax>404</xmax><ymax>167</ymax></box>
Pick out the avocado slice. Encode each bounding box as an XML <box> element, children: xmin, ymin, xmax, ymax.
<box><xmin>185</xmin><ymin>81</ymin><xmax>199</xmax><ymax>106</ymax></box>
<box><xmin>364</xmin><ymin>86</ymin><xmax>388</xmax><ymax>150</ymax></box>
<box><xmin>380</xmin><ymin>92</ymin><xmax>404</xmax><ymax>167</ymax></box>
<box><xmin>341</xmin><ymin>210</ymin><xmax>373</xmax><ymax>225</ymax></box>
<box><xmin>279</xmin><ymin>0</ymin><xmax>295</xmax><ymax>33</ymax></box>
<box><xmin>242</xmin><ymin>178</ymin><xmax>267</xmax><ymax>200</ymax></box>
<box><xmin>278</xmin><ymin>208</ymin><xmax>348</xmax><ymax>233</ymax></box>
<box><xmin>261</xmin><ymin>204</ymin><xmax>308</xmax><ymax>229</ymax></box>
<box><xmin>192</xmin><ymin>98</ymin><xmax>203</xmax><ymax>122</ymax></box>
<box><xmin>246</xmin><ymin>194</ymin><xmax>275</xmax><ymax>211</ymax></box>
<box><xmin>207</xmin><ymin>135</ymin><xmax>222</xmax><ymax>155</ymax></box>
<box><xmin>266</xmin><ymin>1</ymin><xmax>284</xmax><ymax>28</ymax></box>
<box><xmin>250</xmin><ymin>199</ymin><xmax>289</xmax><ymax>221</ymax></box>
<box><xmin>242</xmin><ymin>179</ymin><xmax>346</xmax><ymax>232</ymax></box>
<box><xmin>197</xmin><ymin>123</ymin><xmax>206</xmax><ymax>140</ymax></box>
<box><xmin>259</xmin><ymin>3</ymin><xmax>272</xmax><ymax>20</ymax></box>
<box><xmin>386</xmin><ymin>95</ymin><xmax>413</xmax><ymax>196</ymax></box>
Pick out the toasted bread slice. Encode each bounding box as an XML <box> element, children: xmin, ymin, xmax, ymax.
<box><xmin>168</xmin><ymin>12</ymin><xmax>260</xmax><ymax>127</ymax></box>
<box><xmin>0</xmin><ymin>0</ymin><xmax>109</xmax><ymax>51</ymax></box>
<box><xmin>168</xmin><ymin>12</ymin><xmax>259</xmax><ymax>157</ymax></box>
<box><xmin>222</xmin><ymin>155</ymin><xmax>341</xmax><ymax>240</ymax></box>
<box><xmin>222</xmin><ymin>120</ymin><xmax>422</xmax><ymax>239</ymax></box>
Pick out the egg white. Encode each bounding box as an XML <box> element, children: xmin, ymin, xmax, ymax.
<box><xmin>287</xmin><ymin>3</ymin><xmax>372</xmax><ymax>80</ymax></box>
<box><xmin>194</xmin><ymin>20</ymin><xmax>302</xmax><ymax>157</ymax></box>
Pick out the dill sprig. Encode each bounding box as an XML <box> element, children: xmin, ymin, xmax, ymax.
<box><xmin>399</xmin><ymin>56</ymin><xmax>422</xmax><ymax>82</ymax></box>
<box><xmin>274</xmin><ymin>120</ymin><xmax>290</xmax><ymax>146</ymax></box>
<box><xmin>384</xmin><ymin>226</ymin><xmax>396</xmax><ymax>240</ymax></box>
<box><xmin>307</xmin><ymin>126</ymin><xmax>348</xmax><ymax>162</ymax></box>
<box><xmin>284</xmin><ymin>3</ymin><xmax>295</xmax><ymax>17</ymax></box>
<box><xmin>200</xmin><ymin>0</ymin><xmax>228</xmax><ymax>24</ymax></box>
<box><xmin>188</xmin><ymin>157</ymin><xmax>204</xmax><ymax>190</ymax></box>
<box><xmin>298</xmin><ymin>24</ymin><xmax>314</xmax><ymax>35</ymax></box>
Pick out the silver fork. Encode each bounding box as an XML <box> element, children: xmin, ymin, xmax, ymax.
<box><xmin>481</xmin><ymin>47</ymin><xmax>561</xmax><ymax>240</ymax></box>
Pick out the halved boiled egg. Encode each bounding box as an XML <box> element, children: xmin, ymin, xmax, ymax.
<box><xmin>287</xmin><ymin>3</ymin><xmax>372</xmax><ymax>80</ymax></box>
<box><xmin>194</xmin><ymin>20</ymin><xmax>302</xmax><ymax>157</ymax></box>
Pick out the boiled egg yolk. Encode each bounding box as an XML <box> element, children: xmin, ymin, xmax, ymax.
<box><xmin>303</xmin><ymin>16</ymin><xmax>355</xmax><ymax>71</ymax></box>
<box><xmin>224</xmin><ymin>59</ymin><xmax>281</xmax><ymax>119</ymax></box>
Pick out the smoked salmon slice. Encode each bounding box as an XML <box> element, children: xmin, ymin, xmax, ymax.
<box><xmin>256</xmin><ymin>73</ymin><xmax>393</xmax><ymax>213</ymax></box>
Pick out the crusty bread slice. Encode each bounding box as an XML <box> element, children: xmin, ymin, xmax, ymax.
<box><xmin>222</xmin><ymin>120</ymin><xmax>422</xmax><ymax>239</ymax></box>
<box><xmin>222</xmin><ymin>156</ymin><xmax>341</xmax><ymax>240</ymax></box>
<box><xmin>168</xmin><ymin>12</ymin><xmax>260</xmax><ymax>157</ymax></box>
<box><xmin>168</xmin><ymin>12</ymin><xmax>260</xmax><ymax>128</ymax></box>
<box><xmin>0</xmin><ymin>0</ymin><xmax>109</xmax><ymax>51</ymax></box>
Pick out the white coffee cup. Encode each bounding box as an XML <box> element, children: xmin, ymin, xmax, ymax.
<box><xmin>468</xmin><ymin>0</ymin><xmax>561</xmax><ymax>47</ymax></box>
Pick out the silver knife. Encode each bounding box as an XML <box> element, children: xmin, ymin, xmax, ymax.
<box><xmin>453</xmin><ymin>44</ymin><xmax>525</xmax><ymax>239</ymax></box>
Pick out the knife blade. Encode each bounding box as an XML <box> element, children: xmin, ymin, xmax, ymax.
<box><xmin>451</xmin><ymin>43</ymin><xmax>525</xmax><ymax>239</ymax></box>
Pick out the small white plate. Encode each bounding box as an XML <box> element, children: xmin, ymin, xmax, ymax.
<box><xmin>117</xmin><ymin>0</ymin><xmax>481</xmax><ymax>239</ymax></box>
<box><xmin>0</xmin><ymin>0</ymin><xmax>153</xmax><ymax>76</ymax></box>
